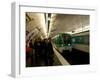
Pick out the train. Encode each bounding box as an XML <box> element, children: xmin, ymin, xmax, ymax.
<box><xmin>52</xmin><ymin>31</ymin><xmax>89</xmax><ymax>53</ymax></box>
<box><xmin>52</xmin><ymin>33</ymin><xmax>72</xmax><ymax>53</ymax></box>
<box><xmin>72</xmin><ymin>31</ymin><xmax>89</xmax><ymax>53</ymax></box>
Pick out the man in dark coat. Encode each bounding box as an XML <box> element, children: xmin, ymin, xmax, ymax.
<box><xmin>44</xmin><ymin>38</ymin><xmax>54</xmax><ymax>66</ymax></box>
<box><xmin>34</xmin><ymin>39</ymin><xmax>42</xmax><ymax>66</ymax></box>
<box><xmin>29</xmin><ymin>40</ymin><xmax>34</xmax><ymax>48</ymax></box>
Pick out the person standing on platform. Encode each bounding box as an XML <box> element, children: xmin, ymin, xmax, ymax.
<box><xmin>34</xmin><ymin>38</ymin><xmax>41</xmax><ymax>66</ymax></box>
<box><xmin>44</xmin><ymin>38</ymin><xmax>54</xmax><ymax>66</ymax></box>
<box><xmin>26</xmin><ymin>44</ymin><xmax>33</xmax><ymax>67</ymax></box>
<box><xmin>29</xmin><ymin>39</ymin><xmax>34</xmax><ymax>48</ymax></box>
<box><xmin>47</xmin><ymin>38</ymin><xmax>54</xmax><ymax>66</ymax></box>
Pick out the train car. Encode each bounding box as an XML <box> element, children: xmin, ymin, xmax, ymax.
<box><xmin>72</xmin><ymin>31</ymin><xmax>89</xmax><ymax>53</ymax></box>
<box><xmin>52</xmin><ymin>33</ymin><xmax>72</xmax><ymax>53</ymax></box>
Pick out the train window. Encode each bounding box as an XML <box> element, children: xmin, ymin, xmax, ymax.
<box><xmin>83</xmin><ymin>35</ymin><xmax>89</xmax><ymax>44</ymax></box>
<box><xmin>72</xmin><ymin>35</ymin><xmax>89</xmax><ymax>45</ymax></box>
<box><xmin>72</xmin><ymin>38</ymin><xmax>75</xmax><ymax>43</ymax></box>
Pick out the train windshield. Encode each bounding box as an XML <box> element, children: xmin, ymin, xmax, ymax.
<box><xmin>62</xmin><ymin>34</ymin><xmax>71</xmax><ymax>44</ymax></box>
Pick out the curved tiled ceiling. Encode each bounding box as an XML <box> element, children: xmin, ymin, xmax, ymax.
<box><xmin>26</xmin><ymin>12</ymin><xmax>47</xmax><ymax>40</ymax></box>
<box><xmin>26</xmin><ymin>12</ymin><xmax>89</xmax><ymax>40</ymax></box>
<box><xmin>49</xmin><ymin>14</ymin><xmax>89</xmax><ymax>38</ymax></box>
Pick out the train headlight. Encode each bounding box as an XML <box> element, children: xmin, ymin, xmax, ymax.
<box><xmin>68</xmin><ymin>44</ymin><xmax>70</xmax><ymax>46</ymax></box>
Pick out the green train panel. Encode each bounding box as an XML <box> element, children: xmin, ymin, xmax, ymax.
<box><xmin>52</xmin><ymin>33</ymin><xmax>72</xmax><ymax>53</ymax></box>
<box><xmin>72</xmin><ymin>31</ymin><xmax>89</xmax><ymax>53</ymax></box>
<box><xmin>53</xmin><ymin>31</ymin><xmax>89</xmax><ymax>53</ymax></box>
<box><xmin>72</xmin><ymin>35</ymin><xmax>89</xmax><ymax>45</ymax></box>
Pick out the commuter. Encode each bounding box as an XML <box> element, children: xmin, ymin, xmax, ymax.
<box><xmin>44</xmin><ymin>38</ymin><xmax>54</xmax><ymax>66</ymax></box>
<box><xmin>34</xmin><ymin>38</ymin><xmax>42</xmax><ymax>66</ymax></box>
<box><xmin>40</xmin><ymin>39</ymin><xmax>45</xmax><ymax>60</ymax></box>
<box><xmin>26</xmin><ymin>44</ymin><xmax>33</xmax><ymax>67</ymax></box>
<box><xmin>29</xmin><ymin>39</ymin><xmax>34</xmax><ymax>48</ymax></box>
<box><xmin>44</xmin><ymin>39</ymin><xmax>49</xmax><ymax>66</ymax></box>
<box><xmin>29</xmin><ymin>39</ymin><xmax>35</xmax><ymax>66</ymax></box>
<box><xmin>47</xmin><ymin>38</ymin><xmax>54</xmax><ymax>66</ymax></box>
